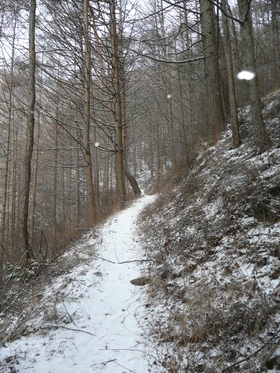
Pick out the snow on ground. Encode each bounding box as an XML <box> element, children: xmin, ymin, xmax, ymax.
<box><xmin>0</xmin><ymin>194</ymin><xmax>157</xmax><ymax>373</ymax></box>
<box><xmin>136</xmin><ymin>122</ymin><xmax>280</xmax><ymax>371</ymax></box>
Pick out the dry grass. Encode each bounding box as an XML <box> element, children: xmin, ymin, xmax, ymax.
<box><xmin>0</xmin><ymin>232</ymin><xmax>97</xmax><ymax>346</ymax></box>
<box><xmin>136</xmin><ymin>112</ymin><xmax>280</xmax><ymax>371</ymax></box>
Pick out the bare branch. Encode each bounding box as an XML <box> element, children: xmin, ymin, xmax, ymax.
<box><xmin>130</xmin><ymin>48</ymin><xmax>204</xmax><ymax>64</ymax></box>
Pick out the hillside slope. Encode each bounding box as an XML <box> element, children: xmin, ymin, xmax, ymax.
<box><xmin>138</xmin><ymin>90</ymin><xmax>280</xmax><ymax>372</ymax></box>
<box><xmin>0</xmin><ymin>90</ymin><xmax>279</xmax><ymax>373</ymax></box>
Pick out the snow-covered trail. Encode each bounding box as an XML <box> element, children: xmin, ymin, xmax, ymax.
<box><xmin>0</xmin><ymin>194</ymin><xmax>156</xmax><ymax>373</ymax></box>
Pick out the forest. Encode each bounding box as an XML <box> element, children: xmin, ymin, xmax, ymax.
<box><xmin>0</xmin><ymin>0</ymin><xmax>279</xmax><ymax>297</ymax></box>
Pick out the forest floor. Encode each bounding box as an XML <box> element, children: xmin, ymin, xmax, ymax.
<box><xmin>1</xmin><ymin>89</ymin><xmax>280</xmax><ymax>373</ymax></box>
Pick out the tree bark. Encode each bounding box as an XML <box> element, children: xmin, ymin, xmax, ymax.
<box><xmin>200</xmin><ymin>0</ymin><xmax>225</xmax><ymax>145</ymax></box>
<box><xmin>20</xmin><ymin>0</ymin><xmax>36</xmax><ymax>265</ymax></box>
<box><xmin>160</xmin><ymin>0</ymin><xmax>176</xmax><ymax>169</ymax></box>
<box><xmin>10</xmin><ymin>123</ymin><xmax>18</xmax><ymax>250</ymax></box>
<box><xmin>124</xmin><ymin>168</ymin><xmax>142</xmax><ymax>196</ymax></box>
<box><xmin>0</xmin><ymin>19</ymin><xmax>16</xmax><ymax>269</ymax></box>
<box><xmin>30</xmin><ymin>56</ymin><xmax>44</xmax><ymax>248</ymax></box>
<box><xmin>52</xmin><ymin>114</ymin><xmax>58</xmax><ymax>254</ymax></box>
<box><xmin>271</xmin><ymin>0</ymin><xmax>280</xmax><ymax>85</ymax></box>
<box><xmin>83</xmin><ymin>0</ymin><xmax>96</xmax><ymax>224</ymax></box>
<box><xmin>237</xmin><ymin>0</ymin><xmax>271</xmax><ymax>153</ymax></box>
<box><xmin>109</xmin><ymin>0</ymin><xmax>126</xmax><ymax>209</ymax></box>
<box><xmin>221</xmin><ymin>0</ymin><xmax>241</xmax><ymax>148</ymax></box>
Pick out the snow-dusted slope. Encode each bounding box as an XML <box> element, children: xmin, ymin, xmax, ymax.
<box><xmin>136</xmin><ymin>90</ymin><xmax>280</xmax><ymax>372</ymax></box>
<box><xmin>0</xmin><ymin>194</ymin><xmax>156</xmax><ymax>373</ymax></box>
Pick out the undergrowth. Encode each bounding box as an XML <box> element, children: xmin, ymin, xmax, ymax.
<box><xmin>138</xmin><ymin>90</ymin><xmax>280</xmax><ymax>372</ymax></box>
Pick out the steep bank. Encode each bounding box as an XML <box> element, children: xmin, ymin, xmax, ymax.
<box><xmin>138</xmin><ymin>89</ymin><xmax>280</xmax><ymax>372</ymax></box>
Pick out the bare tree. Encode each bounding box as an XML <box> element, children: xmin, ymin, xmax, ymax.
<box><xmin>221</xmin><ymin>0</ymin><xmax>241</xmax><ymax>148</ymax></box>
<box><xmin>109</xmin><ymin>0</ymin><xmax>126</xmax><ymax>208</ymax></box>
<box><xmin>237</xmin><ymin>0</ymin><xmax>271</xmax><ymax>153</ymax></box>
<box><xmin>20</xmin><ymin>0</ymin><xmax>36</xmax><ymax>264</ymax></box>
<box><xmin>0</xmin><ymin>17</ymin><xmax>17</xmax><ymax>281</ymax></box>
<box><xmin>83</xmin><ymin>0</ymin><xmax>96</xmax><ymax>223</ymax></box>
<box><xmin>271</xmin><ymin>0</ymin><xmax>280</xmax><ymax>85</ymax></box>
<box><xmin>199</xmin><ymin>0</ymin><xmax>225</xmax><ymax>145</ymax></box>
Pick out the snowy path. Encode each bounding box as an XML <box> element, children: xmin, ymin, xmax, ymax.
<box><xmin>0</xmin><ymin>195</ymin><xmax>156</xmax><ymax>373</ymax></box>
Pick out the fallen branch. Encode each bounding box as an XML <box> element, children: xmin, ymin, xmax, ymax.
<box><xmin>93</xmin><ymin>255</ymin><xmax>153</xmax><ymax>265</ymax></box>
<box><xmin>91</xmin><ymin>358</ymin><xmax>116</xmax><ymax>368</ymax></box>
<box><xmin>113</xmin><ymin>360</ymin><xmax>135</xmax><ymax>372</ymax></box>
<box><xmin>99</xmin><ymin>347</ymin><xmax>160</xmax><ymax>363</ymax></box>
<box><xmin>40</xmin><ymin>325</ymin><xmax>95</xmax><ymax>336</ymax></box>
<box><xmin>261</xmin><ymin>338</ymin><xmax>280</xmax><ymax>369</ymax></box>
<box><xmin>222</xmin><ymin>333</ymin><xmax>280</xmax><ymax>372</ymax></box>
<box><xmin>62</xmin><ymin>301</ymin><xmax>78</xmax><ymax>327</ymax></box>
<box><xmin>118</xmin><ymin>259</ymin><xmax>153</xmax><ymax>264</ymax></box>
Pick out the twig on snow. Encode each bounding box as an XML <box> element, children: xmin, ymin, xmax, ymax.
<box><xmin>99</xmin><ymin>347</ymin><xmax>160</xmax><ymax>363</ymax></box>
<box><xmin>40</xmin><ymin>325</ymin><xmax>95</xmax><ymax>336</ymax></box>
<box><xmin>222</xmin><ymin>334</ymin><xmax>280</xmax><ymax>372</ymax></box>
<box><xmin>113</xmin><ymin>360</ymin><xmax>135</xmax><ymax>372</ymax></box>
<box><xmin>118</xmin><ymin>259</ymin><xmax>153</xmax><ymax>264</ymax></box>
<box><xmin>93</xmin><ymin>255</ymin><xmax>153</xmax><ymax>265</ymax></box>
<box><xmin>62</xmin><ymin>301</ymin><xmax>78</xmax><ymax>327</ymax></box>
<box><xmin>91</xmin><ymin>358</ymin><xmax>117</xmax><ymax>368</ymax></box>
<box><xmin>114</xmin><ymin>242</ymin><xmax>120</xmax><ymax>263</ymax></box>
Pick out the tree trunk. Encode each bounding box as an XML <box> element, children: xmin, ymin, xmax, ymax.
<box><xmin>83</xmin><ymin>0</ymin><xmax>96</xmax><ymax>224</ymax></box>
<box><xmin>30</xmin><ymin>61</ymin><xmax>43</xmax><ymax>248</ymax></box>
<box><xmin>0</xmin><ymin>19</ymin><xmax>16</xmax><ymax>280</ymax></box>
<box><xmin>89</xmin><ymin>3</ymin><xmax>141</xmax><ymax>200</ymax></box>
<box><xmin>237</xmin><ymin>0</ymin><xmax>271</xmax><ymax>153</ymax></box>
<box><xmin>124</xmin><ymin>168</ymin><xmax>142</xmax><ymax>196</ymax></box>
<box><xmin>109</xmin><ymin>0</ymin><xmax>126</xmax><ymax>209</ymax></box>
<box><xmin>93</xmin><ymin>124</ymin><xmax>101</xmax><ymax>219</ymax></box>
<box><xmin>166</xmin><ymin>72</ymin><xmax>176</xmax><ymax>169</ymax></box>
<box><xmin>160</xmin><ymin>0</ymin><xmax>176</xmax><ymax>169</ymax></box>
<box><xmin>52</xmin><ymin>115</ymin><xmax>58</xmax><ymax>254</ymax></box>
<box><xmin>75</xmin><ymin>127</ymin><xmax>80</xmax><ymax>227</ymax></box>
<box><xmin>10</xmin><ymin>123</ymin><xmax>18</xmax><ymax>250</ymax></box>
<box><xmin>200</xmin><ymin>0</ymin><xmax>225</xmax><ymax>145</ymax></box>
<box><xmin>20</xmin><ymin>0</ymin><xmax>36</xmax><ymax>265</ymax></box>
<box><xmin>271</xmin><ymin>0</ymin><xmax>280</xmax><ymax>85</ymax></box>
<box><xmin>222</xmin><ymin>0</ymin><xmax>241</xmax><ymax>148</ymax></box>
